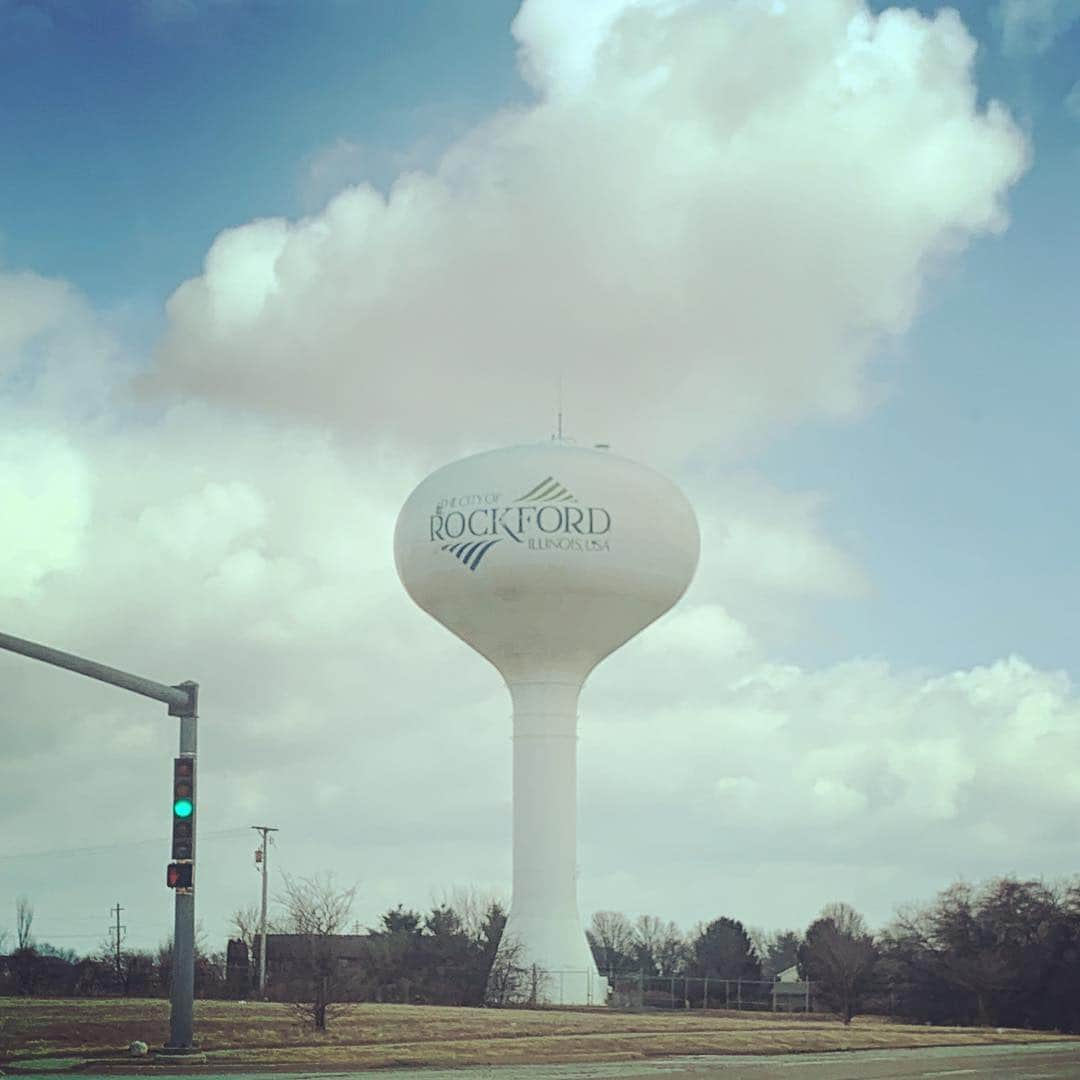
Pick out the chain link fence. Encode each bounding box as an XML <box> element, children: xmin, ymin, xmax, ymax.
<box><xmin>487</xmin><ymin>965</ymin><xmax>608</xmax><ymax>1006</ymax></box>
<box><xmin>606</xmin><ymin>973</ymin><xmax>814</xmax><ymax>1011</ymax></box>
<box><xmin>486</xmin><ymin>964</ymin><xmax>813</xmax><ymax>1011</ymax></box>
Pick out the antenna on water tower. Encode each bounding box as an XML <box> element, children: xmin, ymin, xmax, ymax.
<box><xmin>555</xmin><ymin>371</ymin><xmax>564</xmax><ymax>442</ymax></box>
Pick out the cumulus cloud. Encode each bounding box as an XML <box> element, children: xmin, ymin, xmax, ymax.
<box><xmin>0</xmin><ymin>269</ymin><xmax>135</xmax><ymax>419</ymax></box>
<box><xmin>581</xmin><ymin>640</ymin><xmax>1080</xmax><ymax>925</ymax></box>
<box><xmin>300</xmin><ymin>139</ymin><xmax>385</xmax><ymax>214</ymax></box>
<box><xmin>0</xmin><ymin>2</ymin><xmax>1055</xmax><ymax>950</ymax></box>
<box><xmin>299</xmin><ymin>115</ymin><xmax>479</xmax><ymax>215</ymax></box>
<box><xmin>3</xmin><ymin>266</ymin><xmax>1080</xmax><ymax>946</ymax></box>
<box><xmin>0</xmin><ymin>430</ymin><xmax>90</xmax><ymax>601</ymax></box>
<box><xmin>995</xmin><ymin>0</ymin><xmax>1080</xmax><ymax>55</ymax></box>
<box><xmin>149</xmin><ymin>0</ymin><xmax>1026</xmax><ymax>460</ymax></box>
<box><xmin>1065</xmin><ymin>79</ymin><xmax>1080</xmax><ymax>120</ymax></box>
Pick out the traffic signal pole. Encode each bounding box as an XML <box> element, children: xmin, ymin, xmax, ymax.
<box><xmin>170</xmin><ymin>709</ymin><xmax>198</xmax><ymax>1050</ymax></box>
<box><xmin>0</xmin><ymin>631</ymin><xmax>200</xmax><ymax>1052</ymax></box>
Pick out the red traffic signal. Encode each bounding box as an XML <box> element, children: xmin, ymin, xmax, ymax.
<box><xmin>167</xmin><ymin>862</ymin><xmax>193</xmax><ymax>889</ymax></box>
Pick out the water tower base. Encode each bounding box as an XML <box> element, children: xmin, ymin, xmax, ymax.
<box><xmin>486</xmin><ymin>913</ymin><xmax>609</xmax><ymax>1006</ymax></box>
<box><xmin>486</xmin><ymin>961</ymin><xmax>609</xmax><ymax>1007</ymax></box>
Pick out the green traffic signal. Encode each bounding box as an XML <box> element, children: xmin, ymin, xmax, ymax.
<box><xmin>171</xmin><ymin>756</ymin><xmax>196</xmax><ymax>863</ymax></box>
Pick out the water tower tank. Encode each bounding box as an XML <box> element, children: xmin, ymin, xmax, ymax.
<box><xmin>394</xmin><ymin>442</ymin><xmax>699</xmax><ymax>1003</ymax></box>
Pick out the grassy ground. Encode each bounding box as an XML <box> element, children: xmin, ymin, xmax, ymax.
<box><xmin>1</xmin><ymin>998</ymin><xmax>1075</xmax><ymax>1073</ymax></box>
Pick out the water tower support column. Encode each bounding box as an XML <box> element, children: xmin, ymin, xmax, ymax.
<box><xmin>503</xmin><ymin>678</ymin><xmax>605</xmax><ymax>1004</ymax></box>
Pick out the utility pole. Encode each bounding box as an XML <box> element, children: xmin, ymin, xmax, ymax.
<box><xmin>0</xmin><ymin>630</ymin><xmax>200</xmax><ymax>1054</ymax></box>
<box><xmin>111</xmin><ymin>903</ymin><xmax>126</xmax><ymax>986</ymax></box>
<box><xmin>252</xmin><ymin>824</ymin><xmax>278</xmax><ymax>995</ymax></box>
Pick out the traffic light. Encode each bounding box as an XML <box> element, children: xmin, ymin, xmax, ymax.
<box><xmin>171</xmin><ymin>756</ymin><xmax>195</xmax><ymax>861</ymax></box>
<box><xmin>167</xmin><ymin>862</ymin><xmax>193</xmax><ymax>889</ymax></box>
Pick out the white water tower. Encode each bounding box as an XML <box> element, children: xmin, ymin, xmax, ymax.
<box><xmin>394</xmin><ymin>442</ymin><xmax>699</xmax><ymax>1003</ymax></box>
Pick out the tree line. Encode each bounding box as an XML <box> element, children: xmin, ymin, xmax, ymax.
<box><xmin>586</xmin><ymin>878</ymin><xmax>1080</xmax><ymax>1031</ymax></box>
<box><xmin>0</xmin><ymin>895</ymin><xmax>228</xmax><ymax>998</ymax></box>
<box><xmin>252</xmin><ymin>876</ymin><xmax>508</xmax><ymax>1028</ymax></box>
<box><xmin>4</xmin><ymin>875</ymin><xmax>1080</xmax><ymax>1035</ymax></box>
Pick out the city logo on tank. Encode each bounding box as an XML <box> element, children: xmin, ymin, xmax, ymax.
<box><xmin>428</xmin><ymin>477</ymin><xmax>612</xmax><ymax>571</ymax></box>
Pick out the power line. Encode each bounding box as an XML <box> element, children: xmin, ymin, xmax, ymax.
<box><xmin>26</xmin><ymin>932</ymin><xmax>108</xmax><ymax>940</ymax></box>
<box><xmin>0</xmin><ymin>826</ymin><xmax>252</xmax><ymax>862</ymax></box>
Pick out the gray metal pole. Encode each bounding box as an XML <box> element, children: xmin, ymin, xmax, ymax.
<box><xmin>0</xmin><ymin>631</ymin><xmax>200</xmax><ymax>1052</ymax></box>
<box><xmin>0</xmin><ymin>631</ymin><xmax>192</xmax><ymax>712</ymax></box>
<box><xmin>260</xmin><ymin>832</ymin><xmax>268</xmax><ymax>994</ymax></box>
<box><xmin>167</xmin><ymin>711</ymin><xmax>198</xmax><ymax>1050</ymax></box>
<box><xmin>112</xmin><ymin>903</ymin><xmax>124</xmax><ymax>986</ymax></box>
<box><xmin>252</xmin><ymin>825</ymin><xmax>277</xmax><ymax>995</ymax></box>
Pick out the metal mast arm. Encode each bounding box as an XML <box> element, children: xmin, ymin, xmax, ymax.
<box><xmin>0</xmin><ymin>627</ymin><xmax>200</xmax><ymax>1052</ymax></box>
<box><xmin>0</xmin><ymin>631</ymin><xmax>196</xmax><ymax>716</ymax></box>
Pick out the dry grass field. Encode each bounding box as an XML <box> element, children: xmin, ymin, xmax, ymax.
<box><xmin>1</xmin><ymin>998</ymin><xmax>1074</xmax><ymax>1073</ymax></box>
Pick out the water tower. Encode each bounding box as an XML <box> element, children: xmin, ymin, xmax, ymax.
<box><xmin>394</xmin><ymin>442</ymin><xmax>699</xmax><ymax>1003</ymax></box>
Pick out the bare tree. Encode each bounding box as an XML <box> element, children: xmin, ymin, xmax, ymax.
<box><xmin>98</xmin><ymin>938</ymin><xmax>158</xmax><ymax>997</ymax></box>
<box><xmin>588</xmin><ymin>910</ymin><xmax>636</xmax><ymax>974</ymax></box>
<box><xmin>12</xmin><ymin>897</ymin><xmax>37</xmax><ymax>994</ymax></box>
<box><xmin>485</xmin><ymin>932</ymin><xmax>551</xmax><ymax>1006</ymax></box>
<box><xmin>275</xmin><ymin>872</ymin><xmax>357</xmax><ymax>1031</ymax></box>
<box><xmin>16</xmin><ymin>896</ymin><xmax>33</xmax><ymax>950</ymax></box>
<box><xmin>228</xmin><ymin>903</ymin><xmax>267</xmax><ymax>997</ymax></box>
<box><xmin>799</xmin><ymin>902</ymin><xmax>877</xmax><ymax>1024</ymax></box>
<box><xmin>634</xmin><ymin>915</ymin><xmax>688</xmax><ymax>976</ymax></box>
<box><xmin>231</xmin><ymin>903</ymin><xmax>265</xmax><ymax>952</ymax></box>
<box><xmin>885</xmin><ymin>881</ymin><xmax>1026</xmax><ymax>1027</ymax></box>
<box><xmin>436</xmin><ymin>886</ymin><xmax>507</xmax><ymax>942</ymax></box>
<box><xmin>278</xmin><ymin>872</ymin><xmax>356</xmax><ymax>936</ymax></box>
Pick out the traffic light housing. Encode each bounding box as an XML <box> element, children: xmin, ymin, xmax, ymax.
<box><xmin>167</xmin><ymin>862</ymin><xmax>193</xmax><ymax>889</ymax></box>
<box><xmin>171</xmin><ymin>756</ymin><xmax>195</xmax><ymax>861</ymax></box>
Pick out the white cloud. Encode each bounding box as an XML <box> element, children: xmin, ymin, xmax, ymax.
<box><xmin>697</xmin><ymin>479</ymin><xmax>865</xmax><ymax>600</ymax></box>
<box><xmin>1065</xmin><ymin>80</ymin><xmax>1080</xmax><ymax>120</ymax></box>
<box><xmin>0</xmin><ymin>272</ymin><xmax>76</xmax><ymax>357</ymax></box>
<box><xmin>300</xmin><ymin>139</ymin><xmax>382</xmax><ymax>213</ymax></box>
<box><xmin>0</xmin><ymin>269</ymin><xmax>134</xmax><ymax>419</ymax></box>
<box><xmin>298</xmin><ymin>122</ymin><xmax>474</xmax><ymax>214</ymax></box>
<box><xmin>3</xmin><ymin>272</ymin><xmax>1079</xmax><ymax>946</ymax></box>
<box><xmin>148</xmin><ymin>0</ymin><xmax>1026</xmax><ymax>461</ymax></box>
<box><xmin>811</xmin><ymin>776</ymin><xmax>868</xmax><ymax>820</ymax></box>
<box><xmin>0</xmin><ymin>430</ymin><xmax>91</xmax><ymax>601</ymax></box>
<box><xmin>0</xmin><ymin>2</ymin><xmax>1053</xmax><ymax>951</ymax></box>
<box><xmin>581</xmin><ymin>645</ymin><xmax>1080</xmax><ymax>926</ymax></box>
<box><xmin>995</xmin><ymin>0</ymin><xmax>1080</xmax><ymax>55</ymax></box>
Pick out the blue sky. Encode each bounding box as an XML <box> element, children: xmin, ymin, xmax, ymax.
<box><xmin>2</xmin><ymin>0</ymin><xmax>1080</xmax><ymax>954</ymax></box>
<box><xmin>751</xmin><ymin>0</ymin><xmax>1080</xmax><ymax>676</ymax></box>
<box><xmin>1</xmin><ymin>0</ymin><xmax>525</xmax><ymax>306</ymax></box>
<box><xmin>760</xmin><ymin>146</ymin><xmax>1080</xmax><ymax>676</ymax></box>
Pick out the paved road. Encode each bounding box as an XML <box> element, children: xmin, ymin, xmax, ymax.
<box><xmin>585</xmin><ymin>1042</ymin><xmax>1080</xmax><ymax>1078</ymax></box>
<box><xmin>38</xmin><ymin>1042</ymin><xmax>1080</xmax><ymax>1080</ymax></box>
<box><xmin>289</xmin><ymin>1042</ymin><xmax>1080</xmax><ymax>1080</ymax></box>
